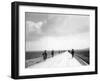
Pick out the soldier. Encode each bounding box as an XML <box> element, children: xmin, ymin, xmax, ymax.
<box><xmin>51</xmin><ymin>50</ymin><xmax>54</xmax><ymax>57</ymax></box>
<box><xmin>42</xmin><ymin>50</ymin><xmax>47</xmax><ymax>60</ymax></box>
<box><xmin>71</xmin><ymin>49</ymin><xmax>74</xmax><ymax>58</ymax></box>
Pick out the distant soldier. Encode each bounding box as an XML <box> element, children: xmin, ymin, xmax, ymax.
<box><xmin>42</xmin><ymin>50</ymin><xmax>47</xmax><ymax>60</ymax></box>
<box><xmin>68</xmin><ymin>50</ymin><xmax>70</xmax><ymax>53</ymax></box>
<box><xmin>51</xmin><ymin>50</ymin><xmax>54</xmax><ymax>57</ymax></box>
<box><xmin>71</xmin><ymin>49</ymin><xmax>74</xmax><ymax>58</ymax></box>
<box><xmin>59</xmin><ymin>50</ymin><xmax>60</xmax><ymax>54</ymax></box>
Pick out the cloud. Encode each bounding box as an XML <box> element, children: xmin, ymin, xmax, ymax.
<box><xmin>26</xmin><ymin>32</ymin><xmax>89</xmax><ymax>51</ymax></box>
<box><xmin>25</xmin><ymin>13</ymin><xmax>90</xmax><ymax>42</ymax></box>
<box><xmin>26</xmin><ymin>21</ymin><xmax>43</xmax><ymax>34</ymax></box>
<box><xmin>42</xmin><ymin>15</ymin><xmax>89</xmax><ymax>37</ymax></box>
<box><xmin>26</xmin><ymin>21</ymin><xmax>45</xmax><ymax>41</ymax></box>
<box><xmin>25</xmin><ymin>13</ymin><xmax>90</xmax><ymax>51</ymax></box>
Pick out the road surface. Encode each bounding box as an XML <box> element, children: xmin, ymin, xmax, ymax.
<box><xmin>29</xmin><ymin>51</ymin><xmax>83</xmax><ymax>68</ymax></box>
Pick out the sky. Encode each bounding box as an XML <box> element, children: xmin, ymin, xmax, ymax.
<box><xmin>25</xmin><ymin>12</ymin><xmax>90</xmax><ymax>51</ymax></box>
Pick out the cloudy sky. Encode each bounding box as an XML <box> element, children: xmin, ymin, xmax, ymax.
<box><xmin>25</xmin><ymin>12</ymin><xmax>90</xmax><ymax>51</ymax></box>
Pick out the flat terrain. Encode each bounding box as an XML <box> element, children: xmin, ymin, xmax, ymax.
<box><xmin>26</xmin><ymin>48</ymin><xmax>89</xmax><ymax>68</ymax></box>
<box><xmin>27</xmin><ymin>51</ymin><xmax>84</xmax><ymax>68</ymax></box>
<box><xmin>25</xmin><ymin>50</ymin><xmax>66</xmax><ymax>68</ymax></box>
<box><xmin>74</xmin><ymin>48</ymin><xmax>89</xmax><ymax>64</ymax></box>
<box><xmin>26</xmin><ymin>50</ymin><xmax>64</xmax><ymax>60</ymax></box>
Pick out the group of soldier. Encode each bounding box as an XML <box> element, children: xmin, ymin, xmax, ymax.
<box><xmin>68</xmin><ymin>49</ymin><xmax>74</xmax><ymax>58</ymax></box>
<box><xmin>42</xmin><ymin>50</ymin><xmax>54</xmax><ymax>60</ymax></box>
<box><xmin>42</xmin><ymin>49</ymin><xmax>75</xmax><ymax>61</ymax></box>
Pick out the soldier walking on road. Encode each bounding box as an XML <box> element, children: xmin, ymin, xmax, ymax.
<box><xmin>51</xmin><ymin>50</ymin><xmax>54</xmax><ymax>57</ymax></box>
<box><xmin>42</xmin><ymin>50</ymin><xmax>47</xmax><ymax>60</ymax></box>
<box><xmin>71</xmin><ymin>49</ymin><xmax>74</xmax><ymax>58</ymax></box>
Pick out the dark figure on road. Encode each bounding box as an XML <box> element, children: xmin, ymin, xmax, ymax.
<box><xmin>51</xmin><ymin>50</ymin><xmax>54</xmax><ymax>57</ymax></box>
<box><xmin>59</xmin><ymin>50</ymin><xmax>60</xmax><ymax>54</ymax></box>
<box><xmin>42</xmin><ymin>50</ymin><xmax>47</xmax><ymax>60</ymax></box>
<box><xmin>71</xmin><ymin>49</ymin><xmax>74</xmax><ymax>58</ymax></box>
<box><xmin>68</xmin><ymin>50</ymin><xmax>70</xmax><ymax>53</ymax></box>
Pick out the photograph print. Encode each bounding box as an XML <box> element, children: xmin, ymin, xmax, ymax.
<box><xmin>25</xmin><ymin>12</ymin><xmax>90</xmax><ymax>69</ymax></box>
<box><xmin>11</xmin><ymin>2</ymin><xmax>97</xmax><ymax>79</ymax></box>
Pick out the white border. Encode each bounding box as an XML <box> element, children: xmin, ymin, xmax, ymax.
<box><xmin>19</xmin><ymin>5</ymin><xmax>95</xmax><ymax>76</ymax></box>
